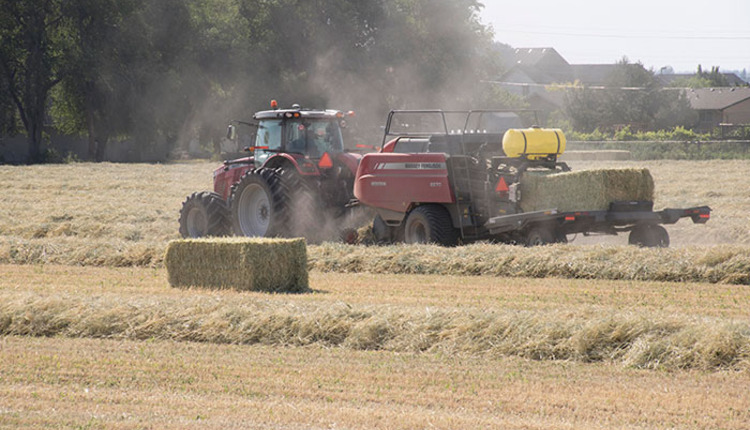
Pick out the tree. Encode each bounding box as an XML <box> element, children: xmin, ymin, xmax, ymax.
<box><xmin>671</xmin><ymin>65</ymin><xmax>730</xmax><ymax>89</ymax></box>
<box><xmin>2</xmin><ymin>0</ymin><xmax>503</xmax><ymax>162</ymax></box>
<box><xmin>601</xmin><ymin>58</ymin><xmax>659</xmax><ymax>129</ymax></box>
<box><xmin>562</xmin><ymin>58</ymin><xmax>694</xmax><ymax>132</ymax></box>
<box><xmin>0</xmin><ymin>0</ymin><xmax>71</xmax><ymax>163</ymax></box>
<box><xmin>55</xmin><ymin>0</ymin><xmax>142</xmax><ymax>161</ymax></box>
<box><xmin>0</xmin><ymin>66</ymin><xmax>18</xmax><ymax>135</ymax></box>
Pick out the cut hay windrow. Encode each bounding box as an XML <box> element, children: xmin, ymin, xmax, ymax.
<box><xmin>308</xmin><ymin>243</ymin><xmax>750</xmax><ymax>285</ymax></box>
<box><xmin>165</xmin><ymin>237</ymin><xmax>308</xmax><ymax>293</ymax></box>
<box><xmin>1</xmin><ymin>291</ymin><xmax>748</xmax><ymax>371</ymax></box>
<box><xmin>3</xmin><ymin>237</ymin><xmax>750</xmax><ymax>285</ymax></box>
<box><xmin>519</xmin><ymin>167</ymin><xmax>654</xmax><ymax>212</ymax></box>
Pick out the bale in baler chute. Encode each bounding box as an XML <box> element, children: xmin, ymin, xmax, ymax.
<box><xmin>165</xmin><ymin>237</ymin><xmax>308</xmax><ymax>293</ymax></box>
<box><xmin>519</xmin><ymin>168</ymin><xmax>655</xmax><ymax>213</ymax></box>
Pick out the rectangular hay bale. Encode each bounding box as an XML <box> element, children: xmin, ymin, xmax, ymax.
<box><xmin>519</xmin><ymin>168</ymin><xmax>654</xmax><ymax>213</ymax></box>
<box><xmin>165</xmin><ymin>237</ymin><xmax>308</xmax><ymax>293</ymax></box>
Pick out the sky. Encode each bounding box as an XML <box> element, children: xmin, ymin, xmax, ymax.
<box><xmin>480</xmin><ymin>0</ymin><xmax>750</xmax><ymax>74</ymax></box>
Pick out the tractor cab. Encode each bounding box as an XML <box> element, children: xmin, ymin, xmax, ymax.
<box><xmin>227</xmin><ymin>103</ymin><xmax>350</xmax><ymax>169</ymax></box>
<box><xmin>254</xmin><ymin>115</ymin><xmax>344</xmax><ymax>166</ymax></box>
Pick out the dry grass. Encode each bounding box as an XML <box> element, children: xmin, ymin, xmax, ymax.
<box><xmin>0</xmin><ymin>161</ymin><xmax>210</xmax><ymax>267</ymax></box>
<box><xmin>3</xmin><ymin>291</ymin><xmax>747</xmax><ymax>370</ymax></box>
<box><xmin>310</xmin><ymin>242</ymin><xmax>750</xmax><ymax>285</ymax></box>
<box><xmin>1</xmin><ymin>264</ymin><xmax>749</xmax><ymax>371</ymax></box>
<box><xmin>2</xmin><ymin>160</ymin><xmax>749</xmax><ymax>429</ymax></box>
<box><xmin>3</xmin><ymin>336</ymin><xmax>749</xmax><ymax>430</ymax></box>
<box><xmin>0</xmin><ymin>159</ymin><xmax>747</xmax><ymax>263</ymax></box>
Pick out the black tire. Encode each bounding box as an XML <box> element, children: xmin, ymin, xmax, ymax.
<box><xmin>230</xmin><ymin>168</ymin><xmax>289</xmax><ymax>237</ymax></box>
<box><xmin>554</xmin><ymin>230</ymin><xmax>568</xmax><ymax>244</ymax></box>
<box><xmin>277</xmin><ymin>167</ymin><xmax>324</xmax><ymax>240</ymax></box>
<box><xmin>179</xmin><ymin>191</ymin><xmax>230</xmax><ymax>238</ymax></box>
<box><xmin>525</xmin><ymin>226</ymin><xmax>555</xmax><ymax>246</ymax></box>
<box><xmin>403</xmin><ymin>205</ymin><xmax>459</xmax><ymax>246</ymax></box>
<box><xmin>629</xmin><ymin>224</ymin><xmax>670</xmax><ymax>248</ymax></box>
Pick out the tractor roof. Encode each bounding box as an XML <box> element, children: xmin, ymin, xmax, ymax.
<box><xmin>254</xmin><ymin>105</ymin><xmax>345</xmax><ymax>121</ymax></box>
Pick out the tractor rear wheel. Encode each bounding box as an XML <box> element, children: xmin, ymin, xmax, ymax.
<box><xmin>628</xmin><ymin>224</ymin><xmax>669</xmax><ymax>248</ymax></box>
<box><xmin>403</xmin><ymin>205</ymin><xmax>458</xmax><ymax>246</ymax></box>
<box><xmin>179</xmin><ymin>191</ymin><xmax>230</xmax><ymax>238</ymax></box>
<box><xmin>277</xmin><ymin>167</ymin><xmax>323</xmax><ymax>240</ymax></box>
<box><xmin>230</xmin><ymin>168</ymin><xmax>289</xmax><ymax>237</ymax></box>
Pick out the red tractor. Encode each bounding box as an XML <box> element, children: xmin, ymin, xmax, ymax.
<box><xmin>179</xmin><ymin>102</ymin><xmax>365</xmax><ymax>241</ymax></box>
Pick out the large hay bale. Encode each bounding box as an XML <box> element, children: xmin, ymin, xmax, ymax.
<box><xmin>165</xmin><ymin>237</ymin><xmax>308</xmax><ymax>293</ymax></box>
<box><xmin>519</xmin><ymin>168</ymin><xmax>654</xmax><ymax>213</ymax></box>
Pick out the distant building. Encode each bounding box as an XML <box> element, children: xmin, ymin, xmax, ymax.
<box><xmin>495</xmin><ymin>48</ymin><xmax>750</xmax><ymax>132</ymax></box>
<box><xmin>685</xmin><ymin>87</ymin><xmax>750</xmax><ymax>132</ymax></box>
<box><xmin>497</xmin><ymin>47</ymin><xmax>649</xmax><ymax>112</ymax></box>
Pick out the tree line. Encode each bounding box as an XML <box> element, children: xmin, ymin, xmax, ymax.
<box><xmin>1</xmin><ymin>0</ymin><xmax>510</xmax><ymax>163</ymax></box>
<box><xmin>0</xmin><ymin>0</ymin><xmax>741</xmax><ymax>163</ymax></box>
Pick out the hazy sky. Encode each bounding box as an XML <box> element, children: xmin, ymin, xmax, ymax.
<box><xmin>480</xmin><ymin>0</ymin><xmax>750</xmax><ymax>73</ymax></box>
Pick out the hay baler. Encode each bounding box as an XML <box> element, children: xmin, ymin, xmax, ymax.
<box><xmin>353</xmin><ymin>110</ymin><xmax>710</xmax><ymax>247</ymax></box>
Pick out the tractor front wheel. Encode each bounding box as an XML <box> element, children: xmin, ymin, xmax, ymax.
<box><xmin>403</xmin><ymin>205</ymin><xmax>458</xmax><ymax>246</ymax></box>
<box><xmin>628</xmin><ymin>224</ymin><xmax>669</xmax><ymax>248</ymax></box>
<box><xmin>230</xmin><ymin>169</ymin><xmax>288</xmax><ymax>237</ymax></box>
<box><xmin>179</xmin><ymin>191</ymin><xmax>230</xmax><ymax>238</ymax></box>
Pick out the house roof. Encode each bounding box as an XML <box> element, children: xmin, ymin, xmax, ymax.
<box><xmin>685</xmin><ymin>87</ymin><xmax>750</xmax><ymax>110</ymax></box>
<box><xmin>657</xmin><ymin>73</ymin><xmax>748</xmax><ymax>87</ymax></box>
<box><xmin>511</xmin><ymin>47</ymin><xmax>569</xmax><ymax>68</ymax></box>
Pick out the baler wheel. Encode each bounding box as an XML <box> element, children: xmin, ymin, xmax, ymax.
<box><xmin>230</xmin><ymin>168</ymin><xmax>288</xmax><ymax>237</ymax></box>
<box><xmin>628</xmin><ymin>224</ymin><xmax>670</xmax><ymax>248</ymax></box>
<box><xmin>179</xmin><ymin>191</ymin><xmax>230</xmax><ymax>238</ymax></box>
<box><xmin>525</xmin><ymin>226</ymin><xmax>555</xmax><ymax>246</ymax></box>
<box><xmin>403</xmin><ymin>205</ymin><xmax>458</xmax><ymax>246</ymax></box>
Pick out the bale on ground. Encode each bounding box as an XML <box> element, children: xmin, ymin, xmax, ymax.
<box><xmin>519</xmin><ymin>168</ymin><xmax>654</xmax><ymax>213</ymax></box>
<box><xmin>165</xmin><ymin>237</ymin><xmax>308</xmax><ymax>293</ymax></box>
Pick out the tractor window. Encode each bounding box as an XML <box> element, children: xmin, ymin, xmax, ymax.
<box><xmin>255</xmin><ymin>120</ymin><xmax>282</xmax><ymax>166</ymax></box>
<box><xmin>286</xmin><ymin>120</ymin><xmax>343</xmax><ymax>158</ymax></box>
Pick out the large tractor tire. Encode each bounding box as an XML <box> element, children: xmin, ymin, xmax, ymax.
<box><xmin>403</xmin><ymin>205</ymin><xmax>459</xmax><ymax>246</ymax></box>
<box><xmin>628</xmin><ymin>224</ymin><xmax>670</xmax><ymax>248</ymax></box>
<box><xmin>178</xmin><ymin>191</ymin><xmax>230</xmax><ymax>238</ymax></box>
<box><xmin>230</xmin><ymin>168</ymin><xmax>289</xmax><ymax>237</ymax></box>
<box><xmin>277</xmin><ymin>168</ymin><xmax>323</xmax><ymax>240</ymax></box>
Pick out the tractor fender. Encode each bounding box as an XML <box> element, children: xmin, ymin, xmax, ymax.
<box><xmin>213</xmin><ymin>160</ymin><xmax>254</xmax><ymax>201</ymax></box>
<box><xmin>262</xmin><ymin>153</ymin><xmax>320</xmax><ymax>176</ymax></box>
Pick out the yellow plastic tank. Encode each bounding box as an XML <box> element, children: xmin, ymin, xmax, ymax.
<box><xmin>502</xmin><ymin>127</ymin><xmax>566</xmax><ymax>160</ymax></box>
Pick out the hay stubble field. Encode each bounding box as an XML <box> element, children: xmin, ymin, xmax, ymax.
<box><xmin>1</xmin><ymin>160</ymin><xmax>750</xmax><ymax>428</ymax></box>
